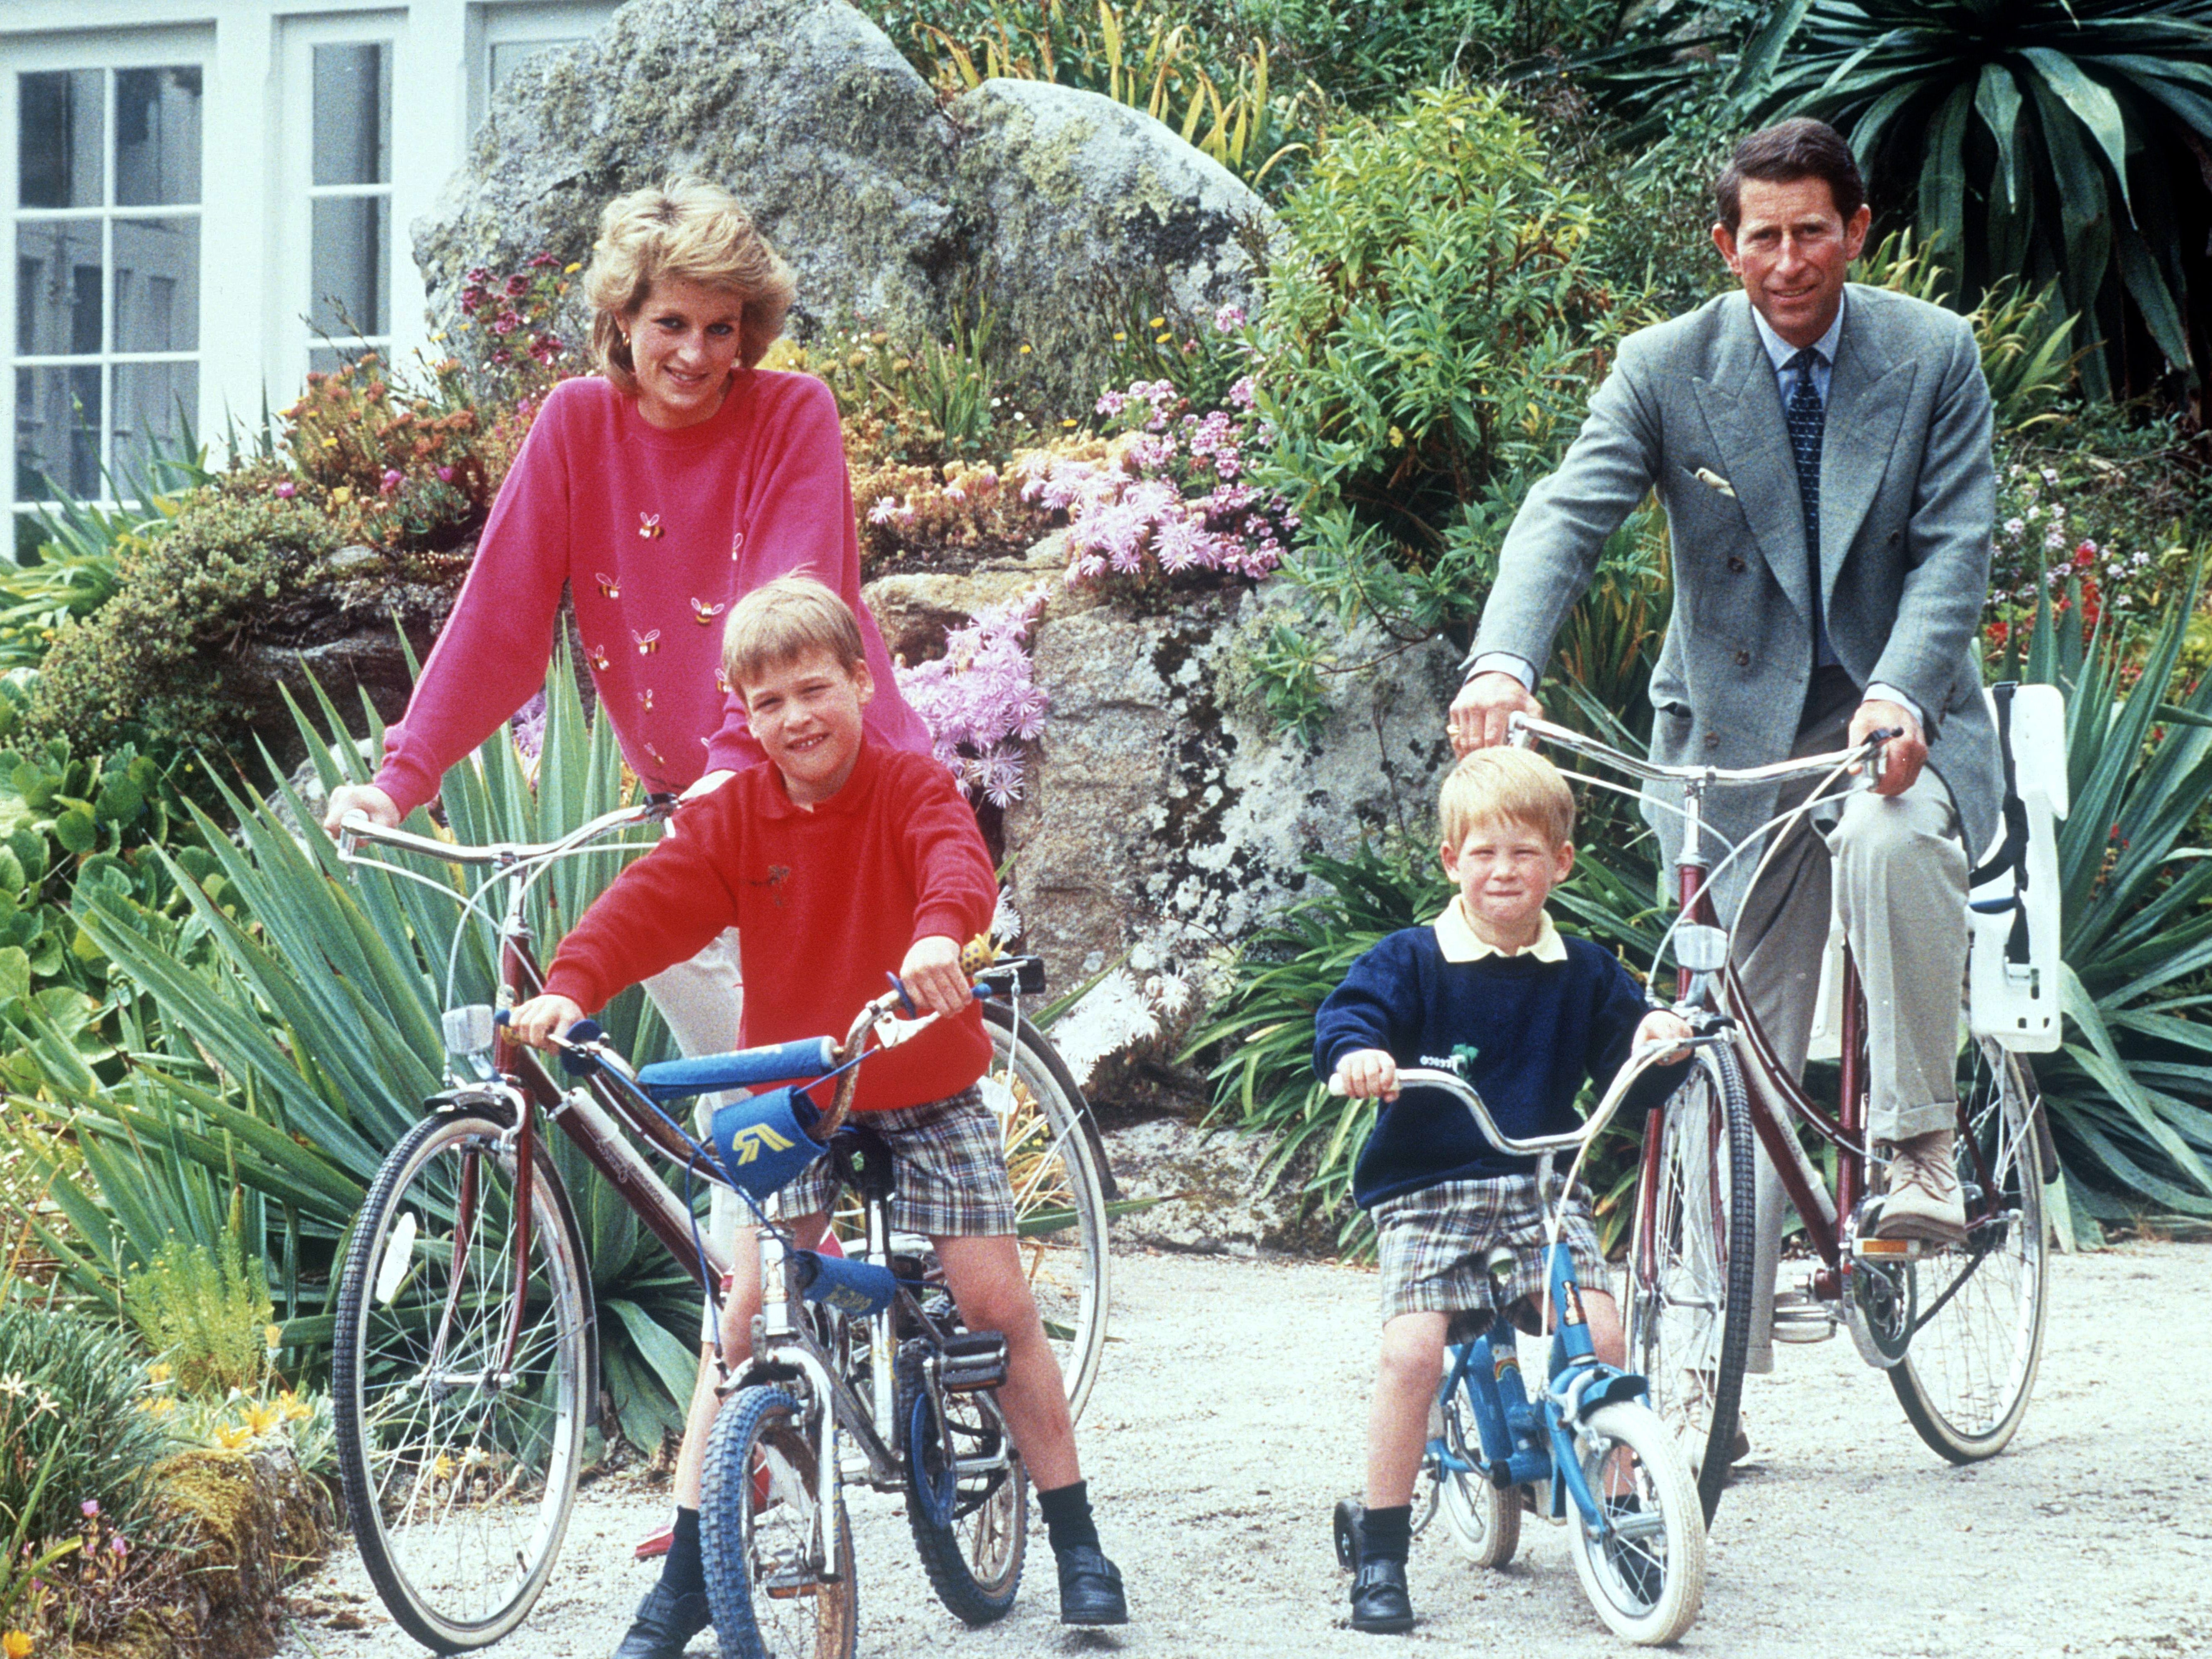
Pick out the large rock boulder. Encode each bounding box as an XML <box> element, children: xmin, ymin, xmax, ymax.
<box><xmin>414</xmin><ymin>1</ymin><xmax>1271</xmax><ymax>406</ymax></box>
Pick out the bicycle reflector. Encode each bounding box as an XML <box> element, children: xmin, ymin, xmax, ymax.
<box><xmin>709</xmin><ymin>1087</ymin><xmax>827</xmax><ymax>1199</ymax></box>
<box><xmin>789</xmin><ymin>1248</ymin><xmax>898</xmax><ymax>1318</ymax></box>
<box><xmin>442</xmin><ymin>1005</ymin><xmax>496</xmax><ymax>1058</ymax></box>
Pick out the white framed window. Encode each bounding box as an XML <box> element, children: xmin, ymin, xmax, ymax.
<box><xmin>467</xmin><ymin>2</ymin><xmax>617</xmax><ymax>133</ymax></box>
<box><xmin>281</xmin><ymin>14</ymin><xmax>406</xmax><ymax>381</ymax></box>
<box><xmin>8</xmin><ymin>58</ymin><xmax>202</xmax><ymax>516</ymax></box>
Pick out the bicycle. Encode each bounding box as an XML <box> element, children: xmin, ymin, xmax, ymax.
<box><xmin>1329</xmin><ymin>1065</ymin><xmax>1708</xmax><ymax>1646</ymax></box>
<box><xmin>1509</xmin><ymin>694</ymin><xmax>2056</xmax><ymax>1523</ymax></box>
<box><xmin>329</xmin><ymin>801</ymin><xmax>1113</xmax><ymax>1652</ymax></box>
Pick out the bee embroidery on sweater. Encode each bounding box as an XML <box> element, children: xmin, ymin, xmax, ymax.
<box><xmin>638</xmin><ymin>687</ymin><xmax>654</xmax><ymax>712</ymax></box>
<box><xmin>632</xmin><ymin>629</ymin><xmax>661</xmax><ymax>655</ymax></box>
<box><xmin>645</xmin><ymin>742</ymin><xmax>667</xmax><ymax>767</ymax></box>
<box><xmin>715</xmin><ymin>669</ymin><xmax>732</xmax><ymax>695</ymax></box>
<box><xmin>637</xmin><ymin>513</ymin><xmax>663</xmax><ymax>539</ymax></box>
<box><xmin>589</xmin><ymin>642</ymin><xmax>611</xmax><ymax>672</ymax></box>
<box><xmin>730</xmin><ymin>530</ymin><xmax>745</xmax><ymax>559</ymax></box>
<box><xmin>595</xmin><ymin>571</ymin><xmax>620</xmax><ymax>599</ymax></box>
<box><xmin>691</xmin><ymin>598</ymin><xmax>726</xmax><ymax>626</ymax></box>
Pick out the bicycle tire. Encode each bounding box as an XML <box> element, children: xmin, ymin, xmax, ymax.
<box><xmin>1625</xmin><ymin>1043</ymin><xmax>1756</xmax><ymax>1525</ymax></box>
<box><xmin>1563</xmin><ymin>1401</ymin><xmax>1707</xmax><ymax>1645</ymax></box>
<box><xmin>1888</xmin><ymin>1041</ymin><xmax>2048</xmax><ymax>1463</ymax></box>
<box><xmin>700</xmin><ymin>1386</ymin><xmax>858</xmax><ymax>1659</ymax></box>
<box><xmin>333</xmin><ymin>1107</ymin><xmax>592</xmax><ymax>1652</ymax></box>
<box><xmin>1434</xmin><ymin>1379</ymin><xmax>1519</xmax><ymax>1567</ymax></box>
<box><xmin>901</xmin><ymin>1374</ymin><xmax>1026</xmax><ymax>1624</ymax></box>
<box><xmin>979</xmin><ymin>1003</ymin><xmax>1111</xmax><ymax>1420</ymax></box>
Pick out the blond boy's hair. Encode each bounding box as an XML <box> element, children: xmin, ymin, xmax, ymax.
<box><xmin>721</xmin><ymin>575</ymin><xmax>866</xmax><ymax>694</ymax></box>
<box><xmin>1438</xmin><ymin>747</ymin><xmax>1576</xmax><ymax>849</ymax></box>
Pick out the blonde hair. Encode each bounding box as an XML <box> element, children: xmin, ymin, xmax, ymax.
<box><xmin>722</xmin><ymin>575</ymin><xmax>866</xmax><ymax>694</ymax></box>
<box><xmin>585</xmin><ymin>179</ymin><xmax>797</xmax><ymax>390</ymax></box>
<box><xmin>1438</xmin><ymin>747</ymin><xmax>1576</xmax><ymax>849</ymax></box>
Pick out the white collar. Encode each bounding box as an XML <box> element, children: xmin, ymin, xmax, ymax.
<box><xmin>1433</xmin><ymin>899</ymin><xmax>1568</xmax><ymax>965</ymax></box>
<box><xmin>1749</xmin><ymin>286</ymin><xmax>1846</xmax><ymax>371</ymax></box>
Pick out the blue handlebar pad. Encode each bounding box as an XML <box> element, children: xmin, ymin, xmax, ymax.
<box><xmin>635</xmin><ymin>1037</ymin><xmax>839</xmax><ymax>1102</ymax></box>
<box><xmin>789</xmin><ymin>1249</ymin><xmax>898</xmax><ymax>1318</ymax></box>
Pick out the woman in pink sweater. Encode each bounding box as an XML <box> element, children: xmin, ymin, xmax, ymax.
<box><xmin>321</xmin><ymin>180</ymin><xmax>930</xmax><ymax>1659</ymax></box>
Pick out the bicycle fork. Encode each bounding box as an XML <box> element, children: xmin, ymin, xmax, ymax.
<box><xmin>755</xmin><ymin>1233</ymin><xmax>852</xmax><ymax>1584</ymax></box>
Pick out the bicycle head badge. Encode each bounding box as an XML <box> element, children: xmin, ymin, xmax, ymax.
<box><xmin>711</xmin><ymin>1087</ymin><xmax>826</xmax><ymax>1199</ymax></box>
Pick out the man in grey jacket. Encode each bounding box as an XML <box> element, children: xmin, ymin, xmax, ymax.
<box><xmin>1450</xmin><ymin>120</ymin><xmax>2002</xmax><ymax>1370</ymax></box>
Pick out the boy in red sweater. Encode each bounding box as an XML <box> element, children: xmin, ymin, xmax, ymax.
<box><xmin>511</xmin><ymin>576</ymin><xmax>1127</xmax><ymax>1645</ymax></box>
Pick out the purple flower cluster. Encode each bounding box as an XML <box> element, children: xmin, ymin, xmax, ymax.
<box><xmin>1025</xmin><ymin>379</ymin><xmax>1294</xmax><ymax>585</ymax></box>
<box><xmin>896</xmin><ymin>588</ymin><xmax>1051</xmax><ymax>808</ymax></box>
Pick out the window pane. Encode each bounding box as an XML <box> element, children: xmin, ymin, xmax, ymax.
<box><xmin>310</xmin><ymin>195</ymin><xmax>388</xmax><ymax>337</ymax></box>
<box><xmin>115</xmin><ymin>67</ymin><xmax>203</xmax><ymax>207</ymax></box>
<box><xmin>18</xmin><ymin>70</ymin><xmax>104</xmax><ymax>209</ymax></box>
<box><xmin>13</xmin><ymin>219</ymin><xmax>103</xmax><ymax>355</ymax></box>
<box><xmin>112</xmin><ymin>360</ymin><xmax>197</xmax><ymax>478</ymax></box>
<box><xmin>112</xmin><ymin>218</ymin><xmax>198</xmax><ymax>351</ymax></box>
<box><xmin>312</xmin><ymin>43</ymin><xmax>391</xmax><ymax>187</ymax></box>
<box><xmin>14</xmin><ymin>363</ymin><xmax>102</xmax><ymax>500</ymax></box>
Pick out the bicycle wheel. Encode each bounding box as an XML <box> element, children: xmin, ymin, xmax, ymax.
<box><xmin>902</xmin><ymin>1375</ymin><xmax>1027</xmax><ymax>1624</ymax></box>
<box><xmin>1564</xmin><ymin>1401</ymin><xmax>1707</xmax><ymax>1646</ymax></box>
<box><xmin>979</xmin><ymin>1003</ymin><xmax>1111</xmax><ymax>1419</ymax></box>
<box><xmin>333</xmin><ymin>1108</ymin><xmax>591</xmax><ymax>1652</ymax></box>
<box><xmin>1624</xmin><ymin>1043</ymin><xmax>1756</xmax><ymax>1525</ymax></box>
<box><xmin>1889</xmin><ymin>1041</ymin><xmax>2049</xmax><ymax>1462</ymax></box>
<box><xmin>700</xmin><ymin>1386</ymin><xmax>858</xmax><ymax>1659</ymax></box>
<box><xmin>1434</xmin><ymin>1382</ymin><xmax>1519</xmax><ymax>1567</ymax></box>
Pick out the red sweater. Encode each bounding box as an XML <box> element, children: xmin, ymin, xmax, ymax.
<box><xmin>542</xmin><ymin>742</ymin><xmax>998</xmax><ymax>1113</ymax></box>
<box><xmin>374</xmin><ymin>370</ymin><xmax>930</xmax><ymax>816</ymax></box>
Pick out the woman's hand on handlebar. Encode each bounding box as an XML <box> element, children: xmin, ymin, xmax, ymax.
<box><xmin>898</xmin><ymin>935</ymin><xmax>973</xmax><ymax>1018</ymax></box>
<box><xmin>509</xmin><ymin>993</ymin><xmax>586</xmax><ymax>1051</ymax></box>
<box><xmin>1848</xmin><ymin>697</ymin><xmax>1926</xmax><ymax>796</ymax></box>
<box><xmin>1331</xmin><ymin>1047</ymin><xmax>1400</xmax><ymax>1101</ymax></box>
<box><xmin>1448</xmin><ymin>671</ymin><xmax>1543</xmax><ymax>757</ymax></box>
<box><xmin>1634</xmin><ymin>1009</ymin><xmax>1696</xmax><ymax>1065</ymax></box>
<box><xmin>324</xmin><ymin>782</ymin><xmax>399</xmax><ymax>837</ymax></box>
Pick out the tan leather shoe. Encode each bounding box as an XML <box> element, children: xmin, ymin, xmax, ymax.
<box><xmin>1872</xmin><ymin>1129</ymin><xmax>1968</xmax><ymax>1245</ymax></box>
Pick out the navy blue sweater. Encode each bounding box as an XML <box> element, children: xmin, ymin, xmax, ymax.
<box><xmin>1314</xmin><ymin>923</ymin><xmax>1660</xmax><ymax>1208</ymax></box>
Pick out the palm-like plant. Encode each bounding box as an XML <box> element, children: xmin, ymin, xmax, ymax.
<box><xmin>6</xmin><ymin>657</ymin><xmax>710</xmax><ymax>1449</ymax></box>
<box><xmin>1745</xmin><ymin>0</ymin><xmax>2212</xmax><ymax>399</ymax></box>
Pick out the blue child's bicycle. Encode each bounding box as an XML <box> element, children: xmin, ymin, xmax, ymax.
<box><xmin>1331</xmin><ymin>1064</ymin><xmax>1708</xmax><ymax>1646</ymax></box>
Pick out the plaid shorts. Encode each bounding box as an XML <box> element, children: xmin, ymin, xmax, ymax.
<box><xmin>763</xmin><ymin>1087</ymin><xmax>1019</xmax><ymax>1238</ymax></box>
<box><xmin>1371</xmin><ymin>1175</ymin><xmax>1607</xmax><ymax>1326</ymax></box>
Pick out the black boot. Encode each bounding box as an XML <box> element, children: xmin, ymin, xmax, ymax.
<box><xmin>1055</xmin><ymin>1543</ymin><xmax>1129</xmax><ymax>1626</ymax></box>
<box><xmin>1349</xmin><ymin>1558</ymin><xmax>1414</xmax><ymax>1634</ymax></box>
<box><xmin>611</xmin><ymin>1582</ymin><xmax>711</xmax><ymax>1659</ymax></box>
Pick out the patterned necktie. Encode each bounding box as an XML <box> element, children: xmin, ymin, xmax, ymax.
<box><xmin>1785</xmin><ymin>346</ymin><xmax>1836</xmax><ymax>666</ymax></box>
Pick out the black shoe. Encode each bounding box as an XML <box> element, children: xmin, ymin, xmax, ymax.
<box><xmin>612</xmin><ymin>1584</ymin><xmax>711</xmax><ymax>1659</ymax></box>
<box><xmin>1056</xmin><ymin>1543</ymin><xmax>1129</xmax><ymax>1626</ymax></box>
<box><xmin>1349</xmin><ymin>1558</ymin><xmax>1414</xmax><ymax>1634</ymax></box>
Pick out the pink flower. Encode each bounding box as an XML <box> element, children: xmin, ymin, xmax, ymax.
<box><xmin>1214</xmin><ymin>303</ymin><xmax>1246</xmax><ymax>332</ymax></box>
<box><xmin>274</xmin><ymin>481</ymin><xmax>296</xmax><ymax>499</ymax></box>
<box><xmin>111</xmin><ymin>1534</ymin><xmax>130</xmax><ymax>1556</ymax></box>
<box><xmin>380</xmin><ymin>468</ymin><xmax>404</xmax><ymax>494</ymax></box>
<box><xmin>81</xmin><ymin>1500</ymin><xmax>99</xmax><ymax>1519</ymax></box>
<box><xmin>436</xmin><ymin>465</ymin><xmax>454</xmax><ymax>483</ymax></box>
<box><xmin>867</xmin><ymin>496</ymin><xmax>902</xmax><ymax>526</ymax></box>
<box><xmin>492</xmin><ymin>309</ymin><xmax>523</xmax><ymax>336</ymax></box>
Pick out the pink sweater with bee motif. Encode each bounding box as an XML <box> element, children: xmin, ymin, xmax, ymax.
<box><xmin>373</xmin><ymin>370</ymin><xmax>929</xmax><ymax>816</ymax></box>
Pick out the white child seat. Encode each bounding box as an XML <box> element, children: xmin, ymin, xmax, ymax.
<box><xmin>1799</xmin><ymin>682</ymin><xmax>2067</xmax><ymax>1062</ymax></box>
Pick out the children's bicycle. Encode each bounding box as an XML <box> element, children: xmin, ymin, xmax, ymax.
<box><xmin>330</xmin><ymin>803</ymin><xmax>1113</xmax><ymax>1652</ymax></box>
<box><xmin>1509</xmin><ymin>699</ymin><xmax>2056</xmax><ymax>1522</ymax></box>
<box><xmin>1330</xmin><ymin>1065</ymin><xmax>1708</xmax><ymax>1646</ymax></box>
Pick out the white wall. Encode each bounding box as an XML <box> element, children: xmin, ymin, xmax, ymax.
<box><xmin>0</xmin><ymin>0</ymin><xmax>613</xmax><ymax>523</ymax></box>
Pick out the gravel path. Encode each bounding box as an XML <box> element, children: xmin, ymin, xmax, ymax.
<box><xmin>280</xmin><ymin>1240</ymin><xmax>2209</xmax><ymax>1659</ymax></box>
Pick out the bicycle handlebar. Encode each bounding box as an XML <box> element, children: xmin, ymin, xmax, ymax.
<box><xmin>336</xmin><ymin>796</ymin><xmax>677</xmax><ymax>868</ymax></box>
<box><xmin>1507</xmin><ymin>712</ymin><xmax>1896</xmax><ymax>789</ymax></box>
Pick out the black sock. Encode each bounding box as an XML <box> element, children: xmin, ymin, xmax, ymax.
<box><xmin>1358</xmin><ymin>1505</ymin><xmax>1412</xmax><ymax>1565</ymax></box>
<box><xmin>1036</xmin><ymin>1479</ymin><xmax>1100</xmax><ymax>1554</ymax></box>
<box><xmin>661</xmin><ymin>1506</ymin><xmax>705</xmax><ymax>1599</ymax></box>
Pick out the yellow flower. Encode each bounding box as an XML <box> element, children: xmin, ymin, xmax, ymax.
<box><xmin>1062</xmin><ymin>418</ymin><xmax>1078</xmax><ymax>428</ymax></box>
<box><xmin>213</xmin><ymin>1422</ymin><xmax>251</xmax><ymax>1450</ymax></box>
<box><xmin>265</xmin><ymin>1324</ymin><xmax>283</xmax><ymax>1350</ymax></box>
<box><xmin>242</xmin><ymin>1402</ymin><xmax>281</xmax><ymax>1437</ymax></box>
<box><xmin>1148</xmin><ymin>316</ymin><xmax>1165</xmax><ymax>329</ymax></box>
<box><xmin>321</xmin><ymin>436</ymin><xmax>337</xmax><ymax>448</ymax></box>
<box><xmin>147</xmin><ymin>1362</ymin><xmax>171</xmax><ymax>1385</ymax></box>
<box><xmin>1112</xmin><ymin>332</ymin><xmax>1127</xmax><ymax>342</ymax></box>
<box><xmin>331</xmin><ymin>487</ymin><xmax>352</xmax><ymax>504</ymax></box>
<box><xmin>1018</xmin><ymin>344</ymin><xmax>1032</xmax><ymax>354</ymax></box>
<box><xmin>564</xmin><ymin>261</ymin><xmax>582</xmax><ymax>274</ymax></box>
<box><xmin>432</xmin><ymin>1453</ymin><xmax>456</xmax><ymax>1481</ymax></box>
<box><xmin>6</xmin><ymin>1627</ymin><xmax>34</xmax><ymax>1657</ymax></box>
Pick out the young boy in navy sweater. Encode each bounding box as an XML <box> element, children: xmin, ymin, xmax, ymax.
<box><xmin>511</xmin><ymin>576</ymin><xmax>1127</xmax><ymax>1649</ymax></box>
<box><xmin>1315</xmin><ymin>747</ymin><xmax>1689</xmax><ymax>1635</ymax></box>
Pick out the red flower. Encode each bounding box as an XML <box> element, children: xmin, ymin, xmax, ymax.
<box><xmin>1986</xmin><ymin>620</ymin><xmax>2010</xmax><ymax>646</ymax></box>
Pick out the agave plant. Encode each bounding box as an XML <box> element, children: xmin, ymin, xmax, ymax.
<box><xmin>1744</xmin><ymin>0</ymin><xmax>2212</xmax><ymax>400</ymax></box>
<box><xmin>2009</xmin><ymin>574</ymin><xmax>2212</xmax><ymax>1242</ymax></box>
<box><xmin>5</xmin><ymin>656</ymin><xmax>710</xmax><ymax>1449</ymax></box>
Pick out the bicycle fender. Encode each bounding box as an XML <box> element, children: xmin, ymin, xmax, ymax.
<box><xmin>422</xmin><ymin>1087</ymin><xmax>517</xmax><ymax>1123</ymax></box>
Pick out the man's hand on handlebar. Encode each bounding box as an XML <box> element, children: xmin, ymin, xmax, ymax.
<box><xmin>1634</xmin><ymin>1008</ymin><xmax>1696</xmax><ymax>1065</ymax></box>
<box><xmin>898</xmin><ymin>935</ymin><xmax>974</xmax><ymax>1018</ymax></box>
<box><xmin>1448</xmin><ymin>671</ymin><xmax>1543</xmax><ymax>757</ymax></box>
<box><xmin>1331</xmin><ymin>1047</ymin><xmax>1400</xmax><ymax>1102</ymax></box>
<box><xmin>324</xmin><ymin>782</ymin><xmax>400</xmax><ymax>837</ymax></box>
<box><xmin>509</xmin><ymin>993</ymin><xmax>586</xmax><ymax>1052</ymax></box>
<box><xmin>1847</xmin><ymin>697</ymin><xmax>1926</xmax><ymax>796</ymax></box>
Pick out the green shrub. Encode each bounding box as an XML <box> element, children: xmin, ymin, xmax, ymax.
<box><xmin>0</xmin><ymin>1298</ymin><xmax>166</xmax><ymax>1546</ymax></box>
<box><xmin>121</xmin><ymin>1231</ymin><xmax>276</xmax><ymax>1400</ymax></box>
<box><xmin>1252</xmin><ymin>85</ymin><xmax>1637</xmax><ymax>646</ymax></box>
<box><xmin>22</xmin><ymin>490</ymin><xmax>337</xmax><ymax>780</ymax></box>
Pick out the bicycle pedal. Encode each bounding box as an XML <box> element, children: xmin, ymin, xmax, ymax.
<box><xmin>939</xmin><ymin>1331</ymin><xmax>1009</xmax><ymax>1392</ymax></box>
<box><xmin>1852</xmin><ymin>1235</ymin><xmax>1924</xmax><ymax>1261</ymax></box>
<box><xmin>762</xmin><ymin>1575</ymin><xmax>822</xmax><ymax>1600</ymax></box>
<box><xmin>1770</xmin><ymin>1304</ymin><xmax>1839</xmax><ymax>1344</ymax></box>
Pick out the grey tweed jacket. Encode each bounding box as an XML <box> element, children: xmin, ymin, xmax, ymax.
<box><xmin>1471</xmin><ymin>283</ymin><xmax>2003</xmax><ymax>900</ymax></box>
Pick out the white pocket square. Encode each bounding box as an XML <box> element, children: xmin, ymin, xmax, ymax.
<box><xmin>1695</xmin><ymin>467</ymin><xmax>1737</xmax><ymax>499</ymax></box>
